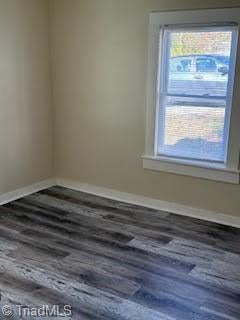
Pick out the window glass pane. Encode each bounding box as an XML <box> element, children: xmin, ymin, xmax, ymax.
<box><xmin>157</xmin><ymin>26</ymin><xmax>236</xmax><ymax>162</ymax></box>
<box><xmin>167</xmin><ymin>30</ymin><xmax>232</xmax><ymax>97</ymax></box>
<box><xmin>158</xmin><ymin>101</ymin><xmax>226</xmax><ymax>161</ymax></box>
<box><xmin>196</xmin><ymin>58</ymin><xmax>217</xmax><ymax>72</ymax></box>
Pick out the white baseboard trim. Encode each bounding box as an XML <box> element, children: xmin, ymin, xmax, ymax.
<box><xmin>56</xmin><ymin>178</ymin><xmax>240</xmax><ymax>229</ymax></box>
<box><xmin>0</xmin><ymin>178</ymin><xmax>56</xmax><ymax>206</ymax></box>
<box><xmin>1</xmin><ymin>177</ymin><xmax>239</xmax><ymax>229</ymax></box>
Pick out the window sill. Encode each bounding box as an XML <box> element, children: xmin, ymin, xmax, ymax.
<box><xmin>142</xmin><ymin>155</ymin><xmax>239</xmax><ymax>184</ymax></box>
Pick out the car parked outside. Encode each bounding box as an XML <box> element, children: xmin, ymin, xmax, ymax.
<box><xmin>168</xmin><ymin>54</ymin><xmax>230</xmax><ymax>97</ymax></box>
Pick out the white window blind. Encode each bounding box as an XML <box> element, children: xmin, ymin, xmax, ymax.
<box><xmin>156</xmin><ymin>25</ymin><xmax>237</xmax><ymax>163</ymax></box>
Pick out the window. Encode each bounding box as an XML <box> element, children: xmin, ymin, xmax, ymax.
<box><xmin>144</xmin><ymin>9</ymin><xmax>240</xmax><ymax>183</ymax></box>
<box><xmin>196</xmin><ymin>57</ymin><xmax>217</xmax><ymax>73</ymax></box>
<box><xmin>158</xmin><ymin>26</ymin><xmax>235</xmax><ymax>162</ymax></box>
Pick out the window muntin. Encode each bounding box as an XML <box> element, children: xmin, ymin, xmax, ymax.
<box><xmin>156</xmin><ymin>25</ymin><xmax>237</xmax><ymax>163</ymax></box>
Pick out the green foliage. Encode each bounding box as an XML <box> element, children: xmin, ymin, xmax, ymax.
<box><xmin>170</xmin><ymin>32</ymin><xmax>232</xmax><ymax>57</ymax></box>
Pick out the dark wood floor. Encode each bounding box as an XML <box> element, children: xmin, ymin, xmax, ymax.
<box><xmin>0</xmin><ymin>186</ymin><xmax>240</xmax><ymax>319</ymax></box>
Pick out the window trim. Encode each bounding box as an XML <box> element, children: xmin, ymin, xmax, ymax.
<box><xmin>144</xmin><ymin>8</ymin><xmax>240</xmax><ymax>184</ymax></box>
<box><xmin>157</xmin><ymin>24</ymin><xmax>237</xmax><ymax>163</ymax></box>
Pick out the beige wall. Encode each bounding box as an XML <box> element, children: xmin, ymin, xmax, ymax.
<box><xmin>0</xmin><ymin>0</ymin><xmax>53</xmax><ymax>194</ymax></box>
<box><xmin>51</xmin><ymin>0</ymin><xmax>240</xmax><ymax>217</ymax></box>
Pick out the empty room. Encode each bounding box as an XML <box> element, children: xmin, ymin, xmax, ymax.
<box><xmin>0</xmin><ymin>0</ymin><xmax>240</xmax><ymax>319</ymax></box>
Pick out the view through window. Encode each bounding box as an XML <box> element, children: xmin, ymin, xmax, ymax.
<box><xmin>157</xmin><ymin>26</ymin><xmax>236</xmax><ymax>162</ymax></box>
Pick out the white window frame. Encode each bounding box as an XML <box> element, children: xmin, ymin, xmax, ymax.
<box><xmin>143</xmin><ymin>8</ymin><xmax>240</xmax><ymax>184</ymax></box>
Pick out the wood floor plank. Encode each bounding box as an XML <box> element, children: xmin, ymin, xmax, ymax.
<box><xmin>0</xmin><ymin>186</ymin><xmax>240</xmax><ymax>319</ymax></box>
